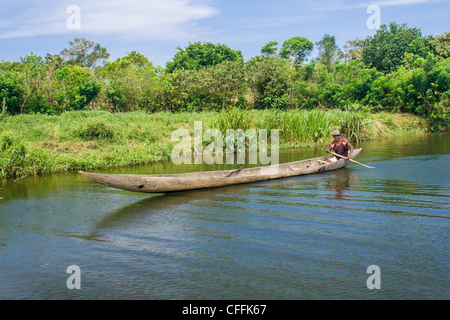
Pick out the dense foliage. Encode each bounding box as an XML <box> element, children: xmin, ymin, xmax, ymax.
<box><xmin>0</xmin><ymin>23</ymin><xmax>449</xmax><ymax>130</ymax></box>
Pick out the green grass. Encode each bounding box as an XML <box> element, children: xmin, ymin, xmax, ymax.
<box><xmin>0</xmin><ymin>109</ymin><xmax>428</xmax><ymax>179</ymax></box>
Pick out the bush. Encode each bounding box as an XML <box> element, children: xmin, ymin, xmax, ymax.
<box><xmin>0</xmin><ymin>134</ymin><xmax>29</xmax><ymax>178</ymax></box>
<box><xmin>75</xmin><ymin>118</ymin><xmax>115</xmax><ymax>140</ymax></box>
<box><xmin>0</xmin><ymin>73</ymin><xmax>22</xmax><ymax>114</ymax></box>
<box><xmin>246</xmin><ymin>56</ymin><xmax>291</xmax><ymax>110</ymax></box>
<box><xmin>319</xmin><ymin>83</ymin><xmax>346</xmax><ymax>108</ymax></box>
<box><xmin>397</xmin><ymin>54</ymin><xmax>450</xmax><ymax>130</ymax></box>
<box><xmin>164</xmin><ymin>61</ymin><xmax>247</xmax><ymax>112</ymax></box>
<box><xmin>55</xmin><ymin>66</ymin><xmax>101</xmax><ymax>111</ymax></box>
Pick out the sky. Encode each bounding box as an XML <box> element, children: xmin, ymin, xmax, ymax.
<box><xmin>0</xmin><ymin>0</ymin><xmax>448</xmax><ymax>67</ymax></box>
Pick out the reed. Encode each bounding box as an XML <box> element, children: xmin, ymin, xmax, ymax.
<box><xmin>213</xmin><ymin>107</ymin><xmax>254</xmax><ymax>133</ymax></box>
<box><xmin>262</xmin><ymin>109</ymin><xmax>332</xmax><ymax>143</ymax></box>
<box><xmin>338</xmin><ymin>111</ymin><xmax>377</xmax><ymax>142</ymax></box>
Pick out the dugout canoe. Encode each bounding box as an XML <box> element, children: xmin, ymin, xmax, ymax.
<box><xmin>79</xmin><ymin>148</ymin><xmax>362</xmax><ymax>193</ymax></box>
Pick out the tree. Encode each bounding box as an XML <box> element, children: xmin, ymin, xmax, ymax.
<box><xmin>400</xmin><ymin>54</ymin><xmax>450</xmax><ymax>124</ymax></box>
<box><xmin>343</xmin><ymin>38</ymin><xmax>364</xmax><ymax>62</ymax></box>
<box><xmin>44</xmin><ymin>54</ymin><xmax>64</xmax><ymax>68</ymax></box>
<box><xmin>261</xmin><ymin>41</ymin><xmax>279</xmax><ymax>57</ymax></box>
<box><xmin>18</xmin><ymin>53</ymin><xmax>51</xmax><ymax>114</ymax></box>
<box><xmin>246</xmin><ymin>56</ymin><xmax>291</xmax><ymax>109</ymax></box>
<box><xmin>166</xmin><ymin>42</ymin><xmax>243</xmax><ymax>73</ymax></box>
<box><xmin>60</xmin><ymin>38</ymin><xmax>110</xmax><ymax>68</ymax></box>
<box><xmin>0</xmin><ymin>72</ymin><xmax>22</xmax><ymax>114</ymax></box>
<box><xmin>55</xmin><ymin>65</ymin><xmax>101</xmax><ymax>111</ymax></box>
<box><xmin>362</xmin><ymin>22</ymin><xmax>424</xmax><ymax>73</ymax></box>
<box><xmin>426</xmin><ymin>32</ymin><xmax>450</xmax><ymax>59</ymax></box>
<box><xmin>104</xmin><ymin>51</ymin><xmax>152</xmax><ymax>73</ymax></box>
<box><xmin>100</xmin><ymin>52</ymin><xmax>157</xmax><ymax>112</ymax></box>
<box><xmin>279</xmin><ymin>37</ymin><xmax>314</xmax><ymax>67</ymax></box>
<box><xmin>316</xmin><ymin>34</ymin><xmax>343</xmax><ymax>71</ymax></box>
<box><xmin>168</xmin><ymin>60</ymin><xmax>246</xmax><ymax>111</ymax></box>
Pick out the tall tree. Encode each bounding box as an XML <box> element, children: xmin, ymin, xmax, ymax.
<box><xmin>60</xmin><ymin>38</ymin><xmax>110</xmax><ymax>68</ymax></box>
<box><xmin>279</xmin><ymin>37</ymin><xmax>314</xmax><ymax>66</ymax></box>
<box><xmin>362</xmin><ymin>22</ymin><xmax>424</xmax><ymax>73</ymax></box>
<box><xmin>261</xmin><ymin>41</ymin><xmax>279</xmax><ymax>57</ymax></box>
<box><xmin>343</xmin><ymin>38</ymin><xmax>364</xmax><ymax>62</ymax></box>
<box><xmin>426</xmin><ymin>32</ymin><xmax>450</xmax><ymax>59</ymax></box>
<box><xmin>316</xmin><ymin>34</ymin><xmax>343</xmax><ymax>71</ymax></box>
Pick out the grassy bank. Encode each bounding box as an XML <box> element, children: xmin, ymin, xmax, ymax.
<box><xmin>0</xmin><ymin>109</ymin><xmax>429</xmax><ymax>179</ymax></box>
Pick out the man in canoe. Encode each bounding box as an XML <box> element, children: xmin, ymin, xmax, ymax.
<box><xmin>325</xmin><ymin>130</ymin><xmax>353</xmax><ymax>161</ymax></box>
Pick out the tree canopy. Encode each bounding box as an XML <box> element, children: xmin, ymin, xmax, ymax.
<box><xmin>60</xmin><ymin>38</ymin><xmax>110</xmax><ymax>68</ymax></box>
<box><xmin>362</xmin><ymin>22</ymin><xmax>424</xmax><ymax>73</ymax></box>
<box><xmin>166</xmin><ymin>42</ymin><xmax>243</xmax><ymax>73</ymax></box>
<box><xmin>260</xmin><ymin>37</ymin><xmax>314</xmax><ymax>67</ymax></box>
<box><xmin>1</xmin><ymin>27</ymin><xmax>449</xmax><ymax>131</ymax></box>
<box><xmin>261</xmin><ymin>41</ymin><xmax>279</xmax><ymax>57</ymax></box>
<box><xmin>279</xmin><ymin>37</ymin><xmax>314</xmax><ymax>66</ymax></box>
<box><xmin>426</xmin><ymin>32</ymin><xmax>450</xmax><ymax>59</ymax></box>
<box><xmin>104</xmin><ymin>51</ymin><xmax>152</xmax><ymax>72</ymax></box>
<box><xmin>316</xmin><ymin>34</ymin><xmax>343</xmax><ymax>71</ymax></box>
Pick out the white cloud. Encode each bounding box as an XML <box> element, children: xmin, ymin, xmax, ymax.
<box><xmin>0</xmin><ymin>0</ymin><xmax>218</xmax><ymax>40</ymax></box>
<box><xmin>353</xmin><ymin>0</ymin><xmax>441</xmax><ymax>8</ymax></box>
<box><xmin>303</xmin><ymin>0</ymin><xmax>441</xmax><ymax>11</ymax></box>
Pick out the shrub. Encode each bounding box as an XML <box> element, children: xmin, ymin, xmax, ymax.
<box><xmin>0</xmin><ymin>134</ymin><xmax>29</xmax><ymax>178</ymax></box>
<box><xmin>75</xmin><ymin>118</ymin><xmax>115</xmax><ymax>140</ymax></box>
<box><xmin>0</xmin><ymin>73</ymin><xmax>22</xmax><ymax>114</ymax></box>
<box><xmin>246</xmin><ymin>56</ymin><xmax>291</xmax><ymax>109</ymax></box>
<box><xmin>55</xmin><ymin>66</ymin><xmax>101</xmax><ymax>111</ymax></box>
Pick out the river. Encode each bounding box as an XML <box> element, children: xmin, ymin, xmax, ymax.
<box><xmin>0</xmin><ymin>133</ymin><xmax>448</xmax><ymax>299</ymax></box>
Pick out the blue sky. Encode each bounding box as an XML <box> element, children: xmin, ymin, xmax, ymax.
<box><xmin>0</xmin><ymin>0</ymin><xmax>448</xmax><ymax>67</ymax></box>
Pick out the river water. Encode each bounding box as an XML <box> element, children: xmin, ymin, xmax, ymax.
<box><xmin>0</xmin><ymin>133</ymin><xmax>448</xmax><ymax>299</ymax></box>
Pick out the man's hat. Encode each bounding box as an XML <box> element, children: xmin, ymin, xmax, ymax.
<box><xmin>332</xmin><ymin>130</ymin><xmax>340</xmax><ymax>136</ymax></box>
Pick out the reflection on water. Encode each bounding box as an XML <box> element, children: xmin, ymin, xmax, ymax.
<box><xmin>0</xmin><ymin>133</ymin><xmax>449</xmax><ymax>299</ymax></box>
<box><xmin>327</xmin><ymin>169</ymin><xmax>352</xmax><ymax>200</ymax></box>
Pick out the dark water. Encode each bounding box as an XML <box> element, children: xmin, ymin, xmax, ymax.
<box><xmin>0</xmin><ymin>133</ymin><xmax>449</xmax><ymax>299</ymax></box>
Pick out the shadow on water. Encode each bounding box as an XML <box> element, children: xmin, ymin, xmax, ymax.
<box><xmin>92</xmin><ymin>193</ymin><xmax>191</xmax><ymax>229</ymax></box>
<box><xmin>87</xmin><ymin>167</ymin><xmax>359</xmax><ymax>237</ymax></box>
<box><xmin>85</xmin><ymin>183</ymin><xmax>255</xmax><ymax>239</ymax></box>
<box><xmin>84</xmin><ymin>193</ymin><xmax>188</xmax><ymax>241</ymax></box>
<box><xmin>84</xmin><ymin>169</ymin><xmax>342</xmax><ymax>239</ymax></box>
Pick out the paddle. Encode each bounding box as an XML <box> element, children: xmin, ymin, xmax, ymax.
<box><xmin>225</xmin><ymin>166</ymin><xmax>244</xmax><ymax>178</ymax></box>
<box><xmin>329</xmin><ymin>151</ymin><xmax>375</xmax><ymax>169</ymax></box>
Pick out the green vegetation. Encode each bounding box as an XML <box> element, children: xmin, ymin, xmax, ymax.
<box><xmin>362</xmin><ymin>23</ymin><xmax>424</xmax><ymax>73</ymax></box>
<box><xmin>166</xmin><ymin>42</ymin><xmax>244</xmax><ymax>73</ymax></box>
<box><xmin>0</xmin><ymin>22</ymin><xmax>448</xmax><ymax>178</ymax></box>
<box><xmin>60</xmin><ymin>38</ymin><xmax>110</xmax><ymax>68</ymax></box>
<box><xmin>0</xmin><ymin>24</ymin><xmax>447</xmax><ymax>126</ymax></box>
<box><xmin>0</xmin><ymin>109</ymin><xmax>427</xmax><ymax>179</ymax></box>
<box><xmin>316</xmin><ymin>34</ymin><xmax>343</xmax><ymax>72</ymax></box>
<box><xmin>262</xmin><ymin>37</ymin><xmax>315</xmax><ymax>67</ymax></box>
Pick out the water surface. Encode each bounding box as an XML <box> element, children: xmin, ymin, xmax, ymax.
<box><xmin>0</xmin><ymin>133</ymin><xmax>449</xmax><ymax>299</ymax></box>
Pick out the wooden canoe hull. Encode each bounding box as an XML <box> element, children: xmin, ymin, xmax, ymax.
<box><xmin>79</xmin><ymin>148</ymin><xmax>362</xmax><ymax>193</ymax></box>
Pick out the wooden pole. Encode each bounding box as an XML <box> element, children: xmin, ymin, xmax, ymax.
<box><xmin>330</xmin><ymin>152</ymin><xmax>375</xmax><ymax>169</ymax></box>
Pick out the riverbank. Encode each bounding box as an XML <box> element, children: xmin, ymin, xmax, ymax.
<box><xmin>0</xmin><ymin>109</ymin><xmax>430</xmax><ymax>179</ymax></box>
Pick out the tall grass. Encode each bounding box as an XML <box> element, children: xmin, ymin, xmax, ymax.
<box><xmin>213</xmin><ymin>107</ymin><xmax>253</xmax><ymax>133</ymax></box>
<box><xmin>0</xmin><ymin>109</ymin><xmax>427</xmax><ymax>179</ymax></box>
<box><xmin>262</xmin><ymin>109</ymin><xmax>360</xmax><ymax>143</ymax></box>
<box><xmin>339</xmin><ymin>112</ymin><xmax>378</xmax><ymax>142</ymax></box>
